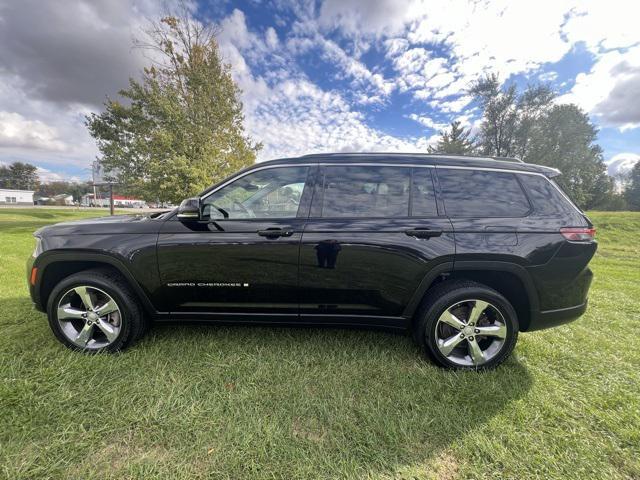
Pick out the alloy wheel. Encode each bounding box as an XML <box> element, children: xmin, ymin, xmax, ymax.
<box><xmin>434</xmin><ymin>299</ymin><xmax>507</xmax><ymax>367</ymax></box>
<box><xmin>56</xmin><ymin>286</ymin><xmax>122</xmax><ymax>350</ymax></box>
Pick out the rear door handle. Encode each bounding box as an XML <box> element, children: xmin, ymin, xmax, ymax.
<box><xmin>405</xmin><ymin>228</ymin><xmax>443</xmax><ymax>239</ymax></box>
<box><xmin>257</xmin><ymin>228</ymin><xmax>294</xmax><ymax>238</ymax></box>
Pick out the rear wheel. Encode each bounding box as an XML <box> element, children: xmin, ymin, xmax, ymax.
<box><xmin>416</xmin><ymin>281</ymin><xmax>519</xmax><ymax>369</ymax></box>
<box><xmin>47</xmin><ymin>269</ymin><xmax>147</xmax><ymax>352</ymax></box>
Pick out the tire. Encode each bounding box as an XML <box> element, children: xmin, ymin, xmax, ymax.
<box><xmin>46</xmin><ymin>268</ymin><xmax>148</xmax><ymax>353</ymax></box>
<box><xmin>414</xmin><ymin>280</ymin><xmax>519</xmax><ymax>370</ymax></box>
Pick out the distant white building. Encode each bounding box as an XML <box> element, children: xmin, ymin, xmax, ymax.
<box><xmin>0</xmin><ymin>188</ymin><xmax>34</xmax><ymax>205</ymax></box>
<box><xmin>81</xmin><ymin>193</ymin><xmax>146</xmax><ymax>208</ymax></box>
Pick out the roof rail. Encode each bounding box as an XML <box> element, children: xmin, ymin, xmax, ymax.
<box><xmin>491</xmin><ymin>156</ymin><xmax>524</xmax><ymax>163</ymax></box>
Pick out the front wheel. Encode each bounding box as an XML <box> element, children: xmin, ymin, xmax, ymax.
<box><xmin>46</xmin><ymin>268</ymin><xmax>147</xmax><ymax>352</ymax></box>
<box><xmin>415</xmin><ymin>281</ymin><xmax>519</xmax><ymax>370</ymax></box>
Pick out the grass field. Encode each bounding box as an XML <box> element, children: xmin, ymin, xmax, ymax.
<box><xmin>1</xmin><ymin>208</ymin><xmax>638</xmax><ymax>479</ymax></box>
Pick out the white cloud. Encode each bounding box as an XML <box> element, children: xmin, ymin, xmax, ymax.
<box><xmin>0</xmin><ymin>111</ymin><xmax>67</xmax><ymax>151</ymax></box>
<box><xmin>265</xmin><ymin>27</ymin><xmax>279</xmax><ymax>49</ymax></box>
<box><xmin>407</xmin><ymin>113</ymin><xmax>447</xmax><ymax>131</ymax></box>
<box><xmin>558</xmin><ymin>46</ymin><xmax>640</xmax><ymax>130</ymax></box>
<box><xmin>605</xmin><ymin>152</ymin><xmax>640</xmax><ymax>177</ymax></box>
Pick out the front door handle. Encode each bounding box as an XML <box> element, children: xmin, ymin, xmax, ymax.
<box><xmin>257</xmin><ymin>228</ymin><xmax>294</xmax><ymax>238</ymax></box>
<box><xmin>405</xmin><ymin>228</ymin><xmax>443</xmax><ymax>239</ymax></box>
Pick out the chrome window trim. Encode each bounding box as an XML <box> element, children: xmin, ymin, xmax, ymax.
<box><xmin>200</xmin><ymin>161</ymin><xmax>550</xmax><ymax>203</ymax></box>
<box><xmin>200</xmin><ymin>163</ymin><xmax>316</xmax><ymax>202</ymax></box>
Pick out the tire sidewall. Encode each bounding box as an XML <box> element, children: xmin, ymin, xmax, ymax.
<box><xmin>47</xmin><ymin>273</ymin><xmax>133</xmax><ymax>352</ymax></box>
<box><xmin>420</xmin><ymin>286</ymin><xmax>519</xmax><ymax>370</ymax></box>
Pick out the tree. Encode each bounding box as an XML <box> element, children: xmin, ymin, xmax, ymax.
<box><xmin>469</xmin><ymin>75</ymin><xmax>613</xmax><ymax>209</ymax></box>
<box><xmin>626</xmin><ymin>161</ymin><xmax>640</xmax><ymax>210</ymax></box>
<box><xmin>469</xmin><ymin>74</ymin><xmax>554</xmax><ymax>158</ymax></box>
<box><xmin>86</xmin><ymin>10</ymin><xmax>260</xmax><ymax>204</ymax></box>
<box><xmin>427</xmin><ymin>121</ymin><xmax>476</xmax><ymax>155</ymax></box>
<box><xmin>36</xmin><ymin>181</ymin><xmax>92</xmax><ymax>201</ymax></box>
<box><xmin>525</xmin><ymin>105</ymin><xmax>612</xmax><ymax>209</ymax></box>
<box><xmin>0</xmin><ymin>162</ymin><xmax>40</xmax><ymax>190</ymax></box>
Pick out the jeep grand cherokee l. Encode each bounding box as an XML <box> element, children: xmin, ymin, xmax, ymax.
<box><xmin>27</xmin><ymin>153</ymin><xmax>597</xmax><ymax>369</ymax></box>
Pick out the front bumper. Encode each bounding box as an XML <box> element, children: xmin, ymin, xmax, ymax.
<box><xmin>26</xmin><ymin>255</ymin><xmax>45</xmax><ymax>312</ymax></box>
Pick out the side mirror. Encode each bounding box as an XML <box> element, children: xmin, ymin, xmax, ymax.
<box><xmin>177</xmin><ymin>197</ymin><xmax>201</xmax><ymax>221</ymax></box>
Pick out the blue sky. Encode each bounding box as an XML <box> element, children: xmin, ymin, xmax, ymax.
<box><xmin>0</xmin><ymin>0</ymin><xmax>639</xmax><ymax>182</ymax></box>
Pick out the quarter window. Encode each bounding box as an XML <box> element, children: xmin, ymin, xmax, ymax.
<box><xmin>202</xmin><ymin>166</ymin><xmax>309</xmax><ymax>219</ymax></box>
<box><xmin>321</xmin><ymin>166</ymin><xmax>411</xmax><ymax>218</ymax></box>
<box><xmin>437</xmin><ymin>169</ymin><xmax>530</xmax><ymax>217</ymax></box>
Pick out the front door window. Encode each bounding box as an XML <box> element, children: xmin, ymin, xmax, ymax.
<box><xmin>202</xmin><ymin>166</ymin><xmax>309</xmax><ymax>220</ymax></box>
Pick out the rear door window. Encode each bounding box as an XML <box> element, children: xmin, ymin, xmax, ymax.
<box><xmin>437</xmin><ymin>168</ymin><xmax>530</xmax><ymax>217</ymax></box>
<box><xmin>320</xmin><ymin>166</ymin><xmax>410</xmax><ymax>218</ymax></box>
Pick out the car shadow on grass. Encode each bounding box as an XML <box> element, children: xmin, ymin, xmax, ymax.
<box><xmin>3</xmin><ymin>301</ymin><xmax>533</xmax><ymax>479</ymax></box>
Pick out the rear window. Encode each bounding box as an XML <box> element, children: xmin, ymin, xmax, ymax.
<box><xmin>519</xmin><ymin>174</ymin><xmax>575</xmax><ymax>216</ymax></box>
<box><xmin>321</xmin><ymin>166</ymin><xmax>410</xmax><ymax>217</ymax></box>
<box><xmin>437</xmin><ymin>168</ymin><xmax>530</xmax><ymax>217</ymax></box>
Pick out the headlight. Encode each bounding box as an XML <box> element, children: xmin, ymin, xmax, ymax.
<box><xmin>32</xmin><ymin>236</ymin><xmax>43</xmax><ymax>258</ymax></box>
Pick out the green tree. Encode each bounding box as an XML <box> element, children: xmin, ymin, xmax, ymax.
<box><xmin>470</xmin><ymin>75</ymin><xmax>612</xmax><ymax>209</ymax></box>
<box><xmin>0</xmin><ymin>162</ymin><xmax>40</xmax><ymax>190</ymax></box>
<box><xmin>626</xmin><ymin>161</ymin><xmax>640</xmax><ymax>210</ymax></box>
<box><xmin>427</xmin><ymin>121</ymin><xmax>476</xmax><ymax>155</ymax></box>
<box><xmin>86</xmin><ymin>11</ymin><xmax>260</xmax><ymax>204</ymax></box>
<box><xmin>36</xmin><ymin>181</ymin><xmax>92</xmax><ymax>202</ymax></box>
<box><xmin>525</xmin><ymin>105</ymin><xmax>612</xmax><ymax>209</ymax></box>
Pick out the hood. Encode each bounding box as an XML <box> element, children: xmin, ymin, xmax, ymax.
<box><xmin>35</xmin><ymin>212</ymin><xmax>170</xmax><ymax>237</ymax></box>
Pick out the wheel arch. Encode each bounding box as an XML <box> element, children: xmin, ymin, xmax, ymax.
<box><xmin>36</xmin><ymin>252</ymin><xmax>158</xmax><ymax>316</ymax></box>
<box><xmin>406</xmin><ymin>261</ymin><xmax>539</xmax><ymax>332</ymax></box>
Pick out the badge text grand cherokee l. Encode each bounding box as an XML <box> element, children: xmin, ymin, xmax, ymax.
<box><xmin>27</xmin><ymin>154</ymin><xmax>596</xmax><ymax>369</ymax></box>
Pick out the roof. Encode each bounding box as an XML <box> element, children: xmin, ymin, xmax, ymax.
<box><xmin>257</xmin><ymin>152</ymin><xmax>561</xmax><ymax>177</ymax></box>
<box><xmin>0</xmin><ymin>188</ymin><xmax>34</xmax><ymax>193</ymax></box>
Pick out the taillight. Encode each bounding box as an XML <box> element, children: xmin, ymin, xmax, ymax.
<box><xmin>560</xmin><ymin>227</ymin><xmax>596</xmax><ymax>242</ymax></box>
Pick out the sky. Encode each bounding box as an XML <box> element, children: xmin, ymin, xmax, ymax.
<box><xmin>0</xmin><ymin>0</ymin><xmax>639</xmax><ymax>183</ymax></box>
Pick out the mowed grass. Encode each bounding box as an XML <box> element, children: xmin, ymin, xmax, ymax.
<box><xmin>0</xmin><ymin>208</ymin><xmax>638</xmax><ymax>479</ymax></box>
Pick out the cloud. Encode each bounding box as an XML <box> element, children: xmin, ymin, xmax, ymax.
<box><xmin>559</xmin><ymin>46</ymin><xmax>640</xmax><ymax>130</ymax></box>
<box><xmin>0</xmin><ymin>111</ymin><xmax>67</xmax><ymax>151</ymax></box>
<box><xmin>319</xmin><ymin>0</ymin><xmax>414</xmax><ymax>37</ymax></box>
<box><xmin>407</xmin><ymin>114</ymin><xmax>447</xmax><ymax>131</ymax></box>
<box><xmin>0</xmin><ymin>0</ymin><xmax>166</xmax><ymax>107</ymax></box>
<box><xmin>605</xmin><ymin>152</ymin><xmax>640</xmax><ymax>177</ymax></box>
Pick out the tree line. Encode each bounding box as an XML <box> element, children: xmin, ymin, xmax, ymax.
<box><xmin>0</xmin><ymin>162</ymin><xmax>93</xmax><ymax>201</ymax></box>
<box><xmin>427</xmin><ymin>74</ymin><xmax>637</xmax><ymax>210</ymax></box>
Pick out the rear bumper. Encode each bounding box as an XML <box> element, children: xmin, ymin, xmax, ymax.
<box><xmin>527</xmin><ymin>300</ymin><xmax>587</xmax><ymax>331</ymax></box>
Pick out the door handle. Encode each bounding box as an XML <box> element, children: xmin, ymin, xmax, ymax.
<box><xmin>257</xmin><ymin>228</ymin><xmax>294</xmax><ymax>238</ymax></box>
<box><xmin>405</xmin><ymin>228</ymin><xmax>442</xmax><ymax>239</ymax></box>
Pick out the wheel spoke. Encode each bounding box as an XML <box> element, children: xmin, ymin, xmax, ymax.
<box><xmin>467</xmin><ymin>338</ymin><xmax>485</xmax><ymax>365</ymax></box>
<box><xmin>74</xmin><ymin>286</ymin><xmax>95</xmax><ymax>310</ymax></box>
<box><xmin>467</xmin><ymin>300</ymin><xmax>489</xmax><ymax>325</ymax></box>
<box><xmin>95</xmin><ymin>299</ymin><xmax>119</xmax><ymax>317</ymax></box>
<box><xmin>57</xmin><ymin>305</ymin><xmax>85</xmax><ymax>321</ymax></box>
<box><xmin>475</xmin><ymin>323</ymin><xmax>507</xmax><ymax>339</ymax></box>
<box><xmin>95</xmin><ymin>319</ymin><xmax>119</xmax><ymax>342</ymax></box>
<box><xmin>438</xmin><ymin>334</ymin><xmax>466</xmax><ymax>356</ymax></box>
<box><xmin>438</xmin><ymin>310</ymin><xmax>466</xmax><ymax>330</ymax></box>
<box><xmin>75</xmin><ymin>322</ymin><xmax>94</xmax><ymax>346</ymax></box>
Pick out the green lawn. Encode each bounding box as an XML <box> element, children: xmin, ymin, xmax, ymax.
<box><xmin>1</xmin><ymin>208</ymin><xmax>638</xmax><ymax>479</ymax></box>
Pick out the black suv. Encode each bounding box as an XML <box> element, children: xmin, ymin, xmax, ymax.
<box><xmin>27</xmin><ymin>153</ymin><xmax>597</xmax><ymax>369</ymax></box>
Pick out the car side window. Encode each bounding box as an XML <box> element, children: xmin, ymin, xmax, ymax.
<box><xmin>437</xmin><ymin>168</ymin><xmax>530</xmax><ymax>217</ymax></box>
<box><xmin>202</xmin><ymin>166</ymin><xmax>309</xmax><ymax>220</ymax></box>
<box><xmin>321</xmin><ymin>166</ymin><xmax>411</xmax><ymax>218</ymax></box>
<box><xmin>411</xmin><ymin>168</ymin><xmax>438</xmax><ymax>216</ymax></box>
<box><xmin>518</xmin><ymin>174</ymin><xmax>574</xmax><ymax>216</ymax></box>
